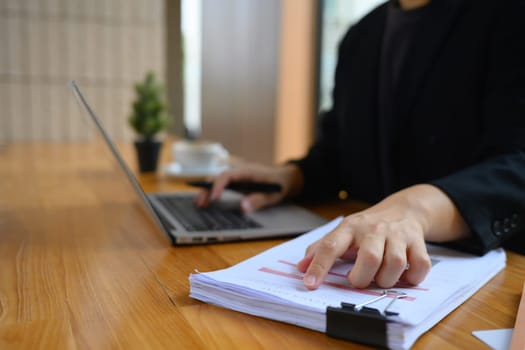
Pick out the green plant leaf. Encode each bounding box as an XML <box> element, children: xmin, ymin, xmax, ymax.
<box><xmin>128</xmin><ymin>71</ymin><xmax>169</xmax><ymax>139</ymax></box>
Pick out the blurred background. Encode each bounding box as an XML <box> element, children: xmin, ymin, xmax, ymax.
<box><xmin>0</xmin><ymin>0</ymin><xmax>382</xmax><ymax>164</ymax></box>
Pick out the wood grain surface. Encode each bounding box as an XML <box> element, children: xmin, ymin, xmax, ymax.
<box><xmin>1</xmin><ymin>141</ymin><xmax>523</xmax><ymax>350</ymax></box>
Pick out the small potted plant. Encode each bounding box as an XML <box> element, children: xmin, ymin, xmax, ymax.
<box><xmin>129</xmin><ymin>71</ymin><xmax>169</xmax><ymax>172</ymax></box>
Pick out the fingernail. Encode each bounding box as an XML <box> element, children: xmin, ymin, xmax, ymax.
<box><xmin>241</xmin><ymin>199</ymin><xmax>252</xmax><ymax>212</ymax></box>
<box><xmin>304</xmin><ymin>275</ymin><xmax>316</xmax><ymax>287</ymax></box>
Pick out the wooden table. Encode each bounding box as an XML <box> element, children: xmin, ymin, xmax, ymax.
<box><xmin>1</xmin><ymin>141</ymin><xmax>524</xmax><ymax>349</ymax></box>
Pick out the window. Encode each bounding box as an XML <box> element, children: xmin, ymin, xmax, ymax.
<box><xmin>181</xmin><ymin>0</ymin><xmax>202</xmax><ymax>138</ymax></box>
<box><xmin>317</xmin><ymin>0</ymin><xmax>385</xmax><ymax>112</ymax></box>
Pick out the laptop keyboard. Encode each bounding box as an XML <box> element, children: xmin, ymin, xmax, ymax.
<box><xmin>157</xmin><ymin>196</ymin><xmax>262</xmax><ymax>232</ymax></box>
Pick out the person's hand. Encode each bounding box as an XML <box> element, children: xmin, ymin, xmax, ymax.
<box><xmin>297</xmin><ymin>184</ymin><xmax>470</xmax><ymax>289</ymax></box>
<box><xmin>194</xmin><ymin>163</ymin><xmax>304</xmax><ymax>213</ymax></box>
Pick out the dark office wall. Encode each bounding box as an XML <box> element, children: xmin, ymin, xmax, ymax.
<box><xmin>200</xmin><ymin>0</ymin><xmax>281</xmax><ymax>165</ymax></box>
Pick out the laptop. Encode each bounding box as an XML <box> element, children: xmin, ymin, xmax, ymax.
<box><xmin>70</xmin><ymin>81</ymin><xmax>327</xmax><ymax>245</ymax></box>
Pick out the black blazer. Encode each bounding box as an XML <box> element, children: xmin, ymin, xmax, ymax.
<box><xmin>294</xmin><ymin>0</ymin><xmax>525</xmax><ymax>254</ymax></box>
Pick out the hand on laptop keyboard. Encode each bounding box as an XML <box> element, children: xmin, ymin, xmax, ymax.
<box><xmin>194</xmin><ymin>163</ymin><xmax>303</xmax><ymax>213</ymax></box>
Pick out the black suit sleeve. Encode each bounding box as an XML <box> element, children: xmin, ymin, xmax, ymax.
<box><xmin>430</xmin><ymin>0</ymin><xmax>525</xmax><ymax>255</ymax></box>
<box><xmin>290</xmin><ymin>109</ymin><xmax>342</xmax><ymax>201</ymax></box>
<box><xmin>289</xmin><ymin>26</ymin><xmax>361</xmax><ymax>201</ymax></box>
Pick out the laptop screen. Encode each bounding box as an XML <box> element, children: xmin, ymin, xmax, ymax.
<box><xmin>70</xmin><ymin>80</ymin><xmax>172</xmax><ymax>241</ymax></box>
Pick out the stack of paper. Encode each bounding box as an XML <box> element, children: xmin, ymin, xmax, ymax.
<box><xmin>190</xmin><ymin>218</ymin><xmax>506</xmax><ymax>350</ymax></box>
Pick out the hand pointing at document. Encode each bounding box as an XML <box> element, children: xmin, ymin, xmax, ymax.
<box><xmin>297</xmin><ymin>184</ymin><xmax>470</xmax><ymax>289</ymax></box>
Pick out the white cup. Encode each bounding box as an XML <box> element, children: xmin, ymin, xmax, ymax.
<box><xmin>172</xmin><ymin>140</ymin><xmax>229</xmax><ymax>172</ymax></box>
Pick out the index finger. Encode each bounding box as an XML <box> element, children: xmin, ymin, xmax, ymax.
<box><xmin>302</xmin><ymin>225</ymin><xmax>354</xmax><ymax>290</ymax></box>
<box><xmin>210</xmin><ymin>172</ymin><xmax>234</xmax><ymax>201</ymax></box>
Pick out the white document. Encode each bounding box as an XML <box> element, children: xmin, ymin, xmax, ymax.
<box><xmin>472</xmin><ymin>329</ymin><xmax>513</xmax><ymax>350</ymax></box>
<box><xmin>190</xmin><ymin>218</ymin><xmax>506</xmax><ymax>350</ymax></box>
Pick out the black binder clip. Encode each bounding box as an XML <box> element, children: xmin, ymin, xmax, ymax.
<box><xmin>326</xmin><ymin>290</ymin><xmax>406</xmax><ymax>349</ymax></box>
